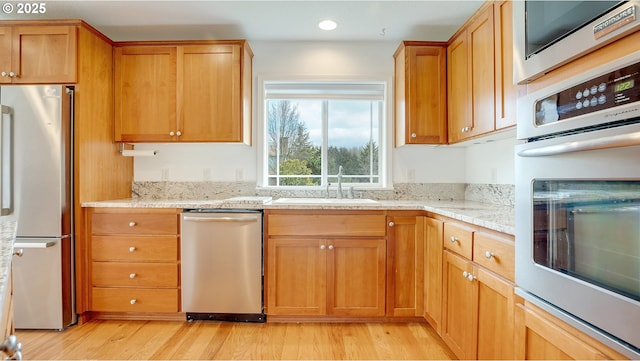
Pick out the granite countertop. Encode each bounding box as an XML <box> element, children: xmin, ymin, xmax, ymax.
<box><xmin>83</xmin><ymin>197</ymin><xmax>515</xmax><ymax>235</ymax></box>
<box><xmin>0</xmin><ymin>221</ymin><xmax>16</xmax><ymax>328</ymax></box>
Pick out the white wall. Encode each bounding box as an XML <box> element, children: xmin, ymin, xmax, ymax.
<box><xmin>133</xmin><ymin>40</ymin><xmax>515</xmax><ymax>185</ymax></box>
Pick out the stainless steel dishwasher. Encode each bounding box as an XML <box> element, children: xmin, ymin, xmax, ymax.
<box><xmin>181</xmin><ymin>209</ymin><xmax>265</xmax><ymax>322</ymax></box>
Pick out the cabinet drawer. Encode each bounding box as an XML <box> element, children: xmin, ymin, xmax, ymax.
<box><xmin>268</xmin><ymin>214</ymin><xmax>386</xmax><ymax>237</ymax></box>
<box><xmin>92</xmin><ymin>213</ymin><xmax>178</xmax><ymax>235</ymax></box>
<box><xmin>92</xmin><ymin>262</ymin><xmax>178</xmax><ymax>287</ymax></box>
<box><xmin>92</xmin><ymin>288</ymin><xmax>178</xmax><ymax>312</ymax></box>
<box><xmin>473</xmin><ymin>232</ymin><xmax>515</xmax><ymax>282</ymax></box>
<box><xmin>443</xmin><ymin>222</ymin><xmax>473</xmax><ymax>259</ymax></box>
<box><xmin>91</xmin><ymin>235</ymin><xmax>178</xmax><ymax>261</ymax></box>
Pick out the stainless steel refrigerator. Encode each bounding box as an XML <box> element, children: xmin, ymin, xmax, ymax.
<box><xmin>0</xmin><ymin>85</ymin><xmax>75</xmax><ymax>330</ymax></box>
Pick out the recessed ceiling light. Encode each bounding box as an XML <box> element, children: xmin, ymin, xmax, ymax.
<box><xmin>318</xmin><ymin>19</ymin><xmax>338</xmax><ymax>31</ymax></box>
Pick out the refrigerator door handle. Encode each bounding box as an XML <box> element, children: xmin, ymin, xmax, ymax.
<box><xmin>0</xmin><ymin>105</ymin><xmax>12</xmax><ymax>216</ymax></box>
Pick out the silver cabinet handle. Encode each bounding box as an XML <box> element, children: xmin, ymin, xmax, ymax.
<box><xmin>328</xmin><ymin>245</ymin><xmax>334</xmax><ymax>250</ymax></box>
<box><xmin>169</xmin><ymin>131</ymin><xmax>175</xmax><ymax>136</ymax></box>
<box><xmin>129</xmin><ymin>273</ymin><xmax>136</xmax><ymax>279</ymax></box>
<box><xmin>320</xmin><ymin>244</ymin><xmax>326</xmax><ymax>250</ymax></box>
<box><xmin>9</xmin><ymin>72</ymin><xmax>16</xmax><ymax>78</ymax></box>
<box><xmin>388</xmin><ymin>221</ymin><xmax>395</xmax><ymax>227</ymax></box>
<box><xmin>183</xmin><ymin>215</ymin><xmax>259</xmax><ymax>223</ymax></box>
<box><xmin>0</xmin><ymin>334</ymin><xmax>22</xmax><ymax>360</ymax></box>
<box><xmin>0</xmin><ymin>72</ymin><xmax>7</xmax><ymax>77</ymax></box>
<box><xmin>450</xmin><ymin>236</ymin><xmax>458</xmax><ymax>243</ymax></box>
<box><xmin>12</xmin><ymin>249</ymin><xmax>23</xmax><ymax>257</ymax></box>
<box><xmin>130</xmin><ymin>299</ymin><xmax>137</xmax><ymax>305</ymax></box>
<box><xmin>411</xmin><ymin>133</ymin><xmax>417</xmax><ymax>138</ymax></box>
<box><xmin>462</xmin><ymin>271</ymin><xmax>475</xmax><ymax>282</ymax></box>
<box><xmin>176</xmin><ymin>130</ymin><xmax>182</xmax><ymax>136</ymax></box>
<box><xmin>129</xmin><ymin>246</ymin><xmax>136</xmax><ymax>252</ymax></box>
<box><xmin>484</xmin><ymin>251</ymin><xmax>495</xmax><ymax>259</ymax></box>
<box><xmin>128</xmin><ymin>221</ymin><xmax>136</xmax><ymax>227</ymax></box>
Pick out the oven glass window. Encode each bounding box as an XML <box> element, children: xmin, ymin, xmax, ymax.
<box><xmin>533</xmin><ymin>180</ymin><xmax>640</xmax><ymax>301</ymax></box>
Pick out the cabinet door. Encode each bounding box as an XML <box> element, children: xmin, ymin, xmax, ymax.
<box><xmin>0</xmin><ymin>27</ymin><xmax>11</xmax><ymax>84</ymax></box>
<box><xmin>328</xmin><ymin>238</ymin><xmax>386</xmax><ymax>317</ymax></box>
<box><xmin>387</xmin><ymin>215</ymin><xmax>424</xmax><ymax>317</ymax></box>
<box><xmin>11</xmin><ymin>26</ymin><xmax>77</xmax><ymax>84</ymax></box>
<box><xmin>514</xmin><ymin>302</ymin><xmax>621</xmax><ymax>360</ymax></box>
<box><xmin>494</xmin><ymin>0</ymin><xmax>517</xmax><ymax>130</ymax></box>
<box><xmin>424</xmin><ymin>217</ymin><xmax>443</xmax><ymax>333</ymax></box>
<box><xmin>441</xmin><ymin>250</ymin><xmax>475</xmax><ymax>359</ymax></box>
<box><xmin>447</xmin><ymin>31</ymin><xmax>470</xmax><ymax>144</ymax></box>
<box><xmin>467</xmin><ymin>6</ymin><xmax>496</xmax><ymax>139</ymax></box>
<box><xmin>179</xmin><ymin>44</ymin><xmax>242</xmax><ymax>142</ymax></box>
<box><xmin>475</xmin><ymin>267</ymin><xmax>515</xmax><ymax>360</ymax></box>
<box><xmin>266</xmin><ymin>238</ymin><xmax>326</xmax><ymax>315</ymax></box>
<box><xmin>395</xmin><ymin>44</ymin><xmax>447</xmax><ymax>145</ymax></box>
<box><xmin>447</xmin><ymin>5</ymin><xmax>496</xmax><ymax>143</ymax></box>
<box><xmin>114</xmin><ymin>46</ymin><xmax>177</xmax><ymax>142</ymax></box>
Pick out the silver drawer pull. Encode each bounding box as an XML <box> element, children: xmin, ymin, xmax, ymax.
<box><xmin>484</xmin><ymin>251</ymin><xmax>495</xmax><ymax>259</ymax></box>
<box><xmin>450</xmin><ymin>236</ymin><xmax>458</xmax><ymax>243</ymax></box>
<box><xmin>130</xmin><ymin>299</ymin><xmax>137</xmax><ymax>305</ymax></box>
<box><xmin>129</xmin><ymin>246</ymin><xmax>136</xmax><ymax>253</ymax></box>
<box><xmin>129</xmin><ymin>273</ymin><xmax>136</xmax><ymax>279</ymax></box>
<box><xmin>128</xmin><ymin>221</ymin><xmax>137</xmax><ymax>227</ymax></box>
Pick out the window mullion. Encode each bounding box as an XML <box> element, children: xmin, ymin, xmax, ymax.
<box><xmin>321</xmin><ymin>100</ymin><xmax>329</xmax><ymax>186</ymax></box>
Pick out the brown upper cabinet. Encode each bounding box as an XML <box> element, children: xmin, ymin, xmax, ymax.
<box><xmin>0</xmin><ymin>24</ymin><xmax>77</xmax><ymax>84</ymax></box>
<box><xmin>447</xmin><ymin>5</ymin><xmax>495</xmax><ymax>143</ymax></box>
<box><xmin>114</xmin><ymin>41</ymin><xmax>253</xmax><ymax>144</ymax></box>
<box><xmin>447</xmin><ymin>1</ymin><xmax>517</xmax><ymax>144</ymax></box>
<box><xmin>394</xmin><ymin>42</ymin><xmax>447</xmax><ymax>145</ymax></box>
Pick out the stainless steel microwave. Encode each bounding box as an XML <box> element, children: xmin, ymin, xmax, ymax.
<box><xmin>514</xmin><ymin>0</ymin><xmax>640</xmax><ymax>84</ymax></box>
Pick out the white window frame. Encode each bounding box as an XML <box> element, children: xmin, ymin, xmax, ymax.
<box><xmin>256</xmin><ymin>76</ymin><xmax>393</xmax><ymax>189</ymax></box>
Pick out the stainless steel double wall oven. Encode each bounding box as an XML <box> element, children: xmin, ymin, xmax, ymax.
<box><xmin>515</xmin><ymin>50</ymin><xmax>640</xmax><ymax>358</ymax></box>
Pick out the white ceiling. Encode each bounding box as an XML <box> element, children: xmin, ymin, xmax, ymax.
<box><xmin>0</xmin><ymin>0</ymin><xmax>485</xmax><ymax>42</ymax></box>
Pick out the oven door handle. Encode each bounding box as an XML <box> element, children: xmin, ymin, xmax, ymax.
<box><xmin>517</xmin><ymin>131</ymin><xmax>640</xmax><ymax>157</ymax></box>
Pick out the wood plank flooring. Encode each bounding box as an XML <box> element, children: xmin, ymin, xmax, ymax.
<box><xmin>15</xmin><ymin>320</ymin><xmax>456</xmax><ymax>360</ymax></box>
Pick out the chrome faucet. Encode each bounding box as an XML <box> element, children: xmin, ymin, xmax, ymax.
<box><xmin>337</xmin><ymin>165</ymin><xmax>344</xmax><ymax>199</ymax></box>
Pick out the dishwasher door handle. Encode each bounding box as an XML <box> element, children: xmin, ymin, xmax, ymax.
<box><xmin>182</xmin><ymin>215</ymin><xmax>260</xmax><ymax>223</ymax></box>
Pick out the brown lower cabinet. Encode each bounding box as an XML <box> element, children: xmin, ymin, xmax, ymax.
<box><xmin>265</xmin><ymin>210</ymin><xmax>387</xmax><ymax>318</ymax></box>
<box><xmin>85</xmin><ymin>208</ymin><xmax>181</xmax><ymax>314</ymax></box>
<box><xmin>514</xmin><ymin>300</ymin><xmax>629</xmax><ymax>360</ymax></box>
<box><xmin>436</xmin><ymin>219</ymin><xmax>516</xmax><ymax>360</ymax></box>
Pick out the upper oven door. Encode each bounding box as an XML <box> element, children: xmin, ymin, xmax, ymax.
<box><xmin>517</xmin><ymin>50</ymin><xmax>640</xmax><ymax>141</ymax></box>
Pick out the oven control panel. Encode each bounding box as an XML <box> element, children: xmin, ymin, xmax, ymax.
<box><xmin>535</xmin><ymin>61</ymin><xmax>640</xmax><ymax>126</ymax></box>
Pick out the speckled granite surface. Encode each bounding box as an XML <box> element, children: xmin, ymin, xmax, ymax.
<box><xmin>84</xmin><ymin>197</ymin><xmax>514</xmax><ymax>235</ymax></box>
<box><xmin>0</xmin><ymin>221</ymin><xmax>16</xmax><ymax>328</ymax></box>
<box><xmin>86</xmin><ymin>182</ymin><xmax>515</xmax><ymax>234</ymax></box>
<box><xmin>132</xmin><ymin>182</ymin><xmax>513</xmax><ymax>205</ymax></box>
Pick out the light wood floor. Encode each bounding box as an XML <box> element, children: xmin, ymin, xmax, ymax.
<box><xmin>16</xmin><ymin>320</ymin><xmax>456</xmax><ymax>360</ymax></box>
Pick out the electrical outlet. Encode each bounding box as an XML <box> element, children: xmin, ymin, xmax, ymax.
<box><xmin>406</xmin><ymin>168</ymin><xmax>416</xmax><ymax>183</ymax></box>
<box><xmin>203</xmin><ymin>168</ymin><xmax>212</xmax><ymax>181</ymax></box>
<box><xmin>490</xmin><ymin>168</ymin><xmax>498</xmax><ymax>183</ymax></box>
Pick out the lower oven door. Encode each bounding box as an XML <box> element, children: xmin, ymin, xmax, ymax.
<box><xmin>515</xmin><ymin>121</ymin><xmax>640</xmax><ymax>357</ymax></box>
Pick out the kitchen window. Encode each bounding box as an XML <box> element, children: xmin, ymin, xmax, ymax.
<box><xmin>262</xmin><ymin>81</ymin><xmax>386</xmax><ymax>187</ymax></box>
